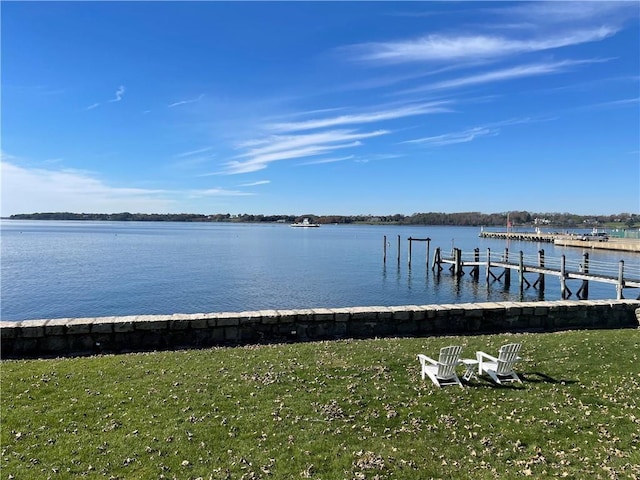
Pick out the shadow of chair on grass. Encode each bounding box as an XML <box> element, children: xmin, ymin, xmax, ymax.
<box><xmin>519</xmin><ymin>371</ymin><xmax>577</xmax><ymax>385</ymax></box>
<box><xmin>463</xmin><ymin>372</ymin><xmax>576</xmax><ymax>389</ymax></box>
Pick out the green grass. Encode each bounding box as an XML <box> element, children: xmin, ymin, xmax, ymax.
<box><xmin>2</xmin><ymin>329</ymin><xmax>639</xmax><ymax>479</ymax></box>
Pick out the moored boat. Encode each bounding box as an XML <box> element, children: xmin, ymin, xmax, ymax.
<box><xmin>291</xmin><ymin>218</ymin><xmax>319</xmax><ymax>228</ymax></box>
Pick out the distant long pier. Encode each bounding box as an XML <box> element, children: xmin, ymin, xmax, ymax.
<box><xmin>479</xmin><ymin>230</ymin><xmax>640</xmax><ymax>252</ymax></box>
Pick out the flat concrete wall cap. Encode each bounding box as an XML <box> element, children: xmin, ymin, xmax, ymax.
<box><xmin>562</xmin><ymin>301</ymin><xmax>585</xmax><ymax>308</ymax></box>
<box><xmin>350</xmin><ymin>307</ymin><xmax>379</xmax><ymax>320</ymax></box>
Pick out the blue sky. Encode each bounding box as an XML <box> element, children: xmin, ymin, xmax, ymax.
<box><xmin>1</xmin><ymin>1</ymin><xmax>639</xmax><ymax>217</ymax></box>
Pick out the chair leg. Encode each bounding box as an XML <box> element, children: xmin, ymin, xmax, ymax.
<box><xmin>487</xmin><ymin>370</ymin><xmax>501</xmax><ymax>384</ymax></box>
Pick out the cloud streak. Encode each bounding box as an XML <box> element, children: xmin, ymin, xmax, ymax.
<box><xmin>347</xmin><ymin>27</ymin><xmax>617</xmax><ymax>64</ymax></box>
<box><xmin>405</xmin><ymin>127</ymin><xmax>497</xmax><ymax>147</ymax></box>
<box><xmin>268</xmin><ymin>102</ymin><xmax>452</xmax><ymax>132</ymax></box>
<box><xmin>169</xmin><ymin>94</ymin><xmax>204</xmax><ymax>108</ymax></box>
<box><xmin>109</xmin><ymin>85</ymin><xmax>125</xmax><ymax>102</ymax></box>
<box><xmin>239</xmin><ymin>180</ymin><xmax>271</xmax><ymax>187</ymax></box>
<box><xmin>401</xmin><ymin>59</ymin><xmax>608</xmax><ymax>94</ymax></box>
<box><xmin>404</xmin><ymin>117</ymin><xmax>540</xmax><ymax>147</ymax></box>
<box><xmin>221</xmin><ymin>129</ymin><xmax>388</xmax><ymax>175</ymax></box>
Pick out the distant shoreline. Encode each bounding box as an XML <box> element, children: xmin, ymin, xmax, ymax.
<box><xmin>4</xmin><ymin>211</ymin><xmax>638</xmax><ymax>230</ymax></box>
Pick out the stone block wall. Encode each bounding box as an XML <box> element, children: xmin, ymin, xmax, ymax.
<box><xmin>2</xmin><ymin>300</ymin><xmax>639</xmax><ymax>359</ymax></box>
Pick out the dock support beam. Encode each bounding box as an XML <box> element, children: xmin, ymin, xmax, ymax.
<box><xmin>383</xmin><ymin>235</ymin><xmax>387</xmax><ymax>264</ymax></box>
<box><xmin>471</xmin><ymin>248</ymin><xmax>480</xmax><ymax>280</ymax></box>
<box><xmin>560</xmin><ymin>255</ymin><xmax>572</xmax><ymax>299</ymax></box>
<box><xmin>503</xmin><ymin>248</ymin><xmax>511</xmax><ymax>287</ymax></box>
<box><xmin>617</xmin><ymin>260</ymin><xmax>625</xmax><ymax>300</ymax></box>
<box><xmin>454</xmin><ymin>248</ymin><xmax>463</xmax><ymax>277</ymax></box>
<box><xmin>533</xmin><ymin>249</ymin><xmax>545</xmax><ymax>292</ymax></box>
<box><xmin>577</xmin><ymin>252</ymin><xmax>590</xmax><ymax>299</ymax></box>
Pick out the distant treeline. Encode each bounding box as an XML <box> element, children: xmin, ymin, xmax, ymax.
<box><xmin>8</xmin><ymin>211</ymin><xmax>639</xmax><ymax>227</ymax></box>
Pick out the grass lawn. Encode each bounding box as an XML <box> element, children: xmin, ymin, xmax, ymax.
<box><xmin>2</xmin><ymin>328</ymin><xmax>639</xmax><ymax>479</ymax></box>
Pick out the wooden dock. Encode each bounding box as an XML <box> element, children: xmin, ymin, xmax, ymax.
<box><xmin>479</xmin><ymin>231</ymin><xmax>640</xmax><ymax>252</ymax></box>
<box><xmin>432</xmin><ymin>247</ymin><xmax>640</xmax><ymax>300</ymax></box>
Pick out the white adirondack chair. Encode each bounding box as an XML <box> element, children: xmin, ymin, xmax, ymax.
<box><xmin>476</xmin><ymin>343</ymin><xmax>523</xmax><ymax>384</ymax></box>
<box><xmin>418</xmin><ymin>345</ymin><xmax>464</xmax><ymax>388</ymax></box>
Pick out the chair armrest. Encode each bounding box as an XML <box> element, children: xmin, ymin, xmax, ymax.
<box><xmin>417</xmin><ymin>354</ymin><xmax>438</xmax><ymax>366</ymax></box>
<box><xmin>476</xmin><ymin>351</ymin><xmax>498</xmax><ymax>363</ymax></box>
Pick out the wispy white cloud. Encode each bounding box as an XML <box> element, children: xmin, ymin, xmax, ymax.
<box><xmin>402</xmin><ymin>59</ymin><xmax>608</xmax><ymax>94</ymax></box>
<box><xmin>237</xmin><ymin>129</ymin><xmax>387</xmax><ymax>158</ymax></box>
<box><xmin>269</xmin><ymin>102</ymin><xmax>452</xmax><ymax>132</ymax></box>
<box><xmin>405</xmin><ymin>127</ymin><xmax>497</xmax><ymax>147</ymax></box>
<box><xmin>404</xmin><ymin>117</ymin><xmax>540</xmax><ymax>147</ymax></box>
<box><xmin>85</xmin><ymin>85</ymin><xmax>125</xmax><ymax>110</ymax></box>
<box><xmin>579</xmin><ymin>97</ymin><xmax>640</xmax><ymax>110</ymax></box>
<box><xmin>502</xmin><ymin>1</ymin><xmax>639</xmax><ymax>25</ymax></box>
<box><xmin>109</xmin><ymin>85</ymin><xmax>125</xmax><ymax>103</ymax></box>
<box><xmin>348</xmin><ymin>27</ymin><xmax>617</xmax><ymax>64</ymax></box>
<box><xmin>239</xmin><ymin>180</ymin><xmax>271</xmax><ymax>187</ymax></box>
<box><xmin>221</xmin><ymin>129</ymin><xmax>388</xmax><ymax>175</ymax></box>
<box><xmin>175</xmin><ymin>146</ymin><xmax>215</xmax><ymax>158</ymax></box>
<box><xmin>168</xmin><ymin>94</ymin><xmax>204</xmax><ymax>108</ymax></box>
<box><xmin>223</xmin><ymin>141</ymin><xmax>364</xmax><ymax>175</ymax></box>
<box><xmin>189</xmin><ymin>188</ymin><xmax>254</xmax><ymax>197</ymax></box>
<box><xmin>299</xmin><ymin>155</ymin><xmax>355</xmax><ymax>166</ymax></box>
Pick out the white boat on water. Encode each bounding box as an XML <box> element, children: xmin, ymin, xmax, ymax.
<box><xmin>291</xmin><ymin>218</ymin><xmax>320</xmax><ymax>228</ymax></box>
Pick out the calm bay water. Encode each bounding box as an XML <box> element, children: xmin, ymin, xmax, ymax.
<box><xmin>2</xmin><ymin>220</ymin><xmax>639</xmax><ymax>321</ymax></box>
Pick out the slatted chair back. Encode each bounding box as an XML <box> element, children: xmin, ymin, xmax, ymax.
<box><xmin>496</xmin><ymin>343</ymin><xmax>521</xmax><ymax>375</ymax></box>
<box><xmin>437</xmin><ymin>345</ymin><xmax>463</xmax><ymax>379</ymax></box>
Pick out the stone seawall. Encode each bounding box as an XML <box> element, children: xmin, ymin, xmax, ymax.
<box><xmin>2</xmin><ymin>300</ymin><xmax>639</xmax><ymax>359</ymax></box>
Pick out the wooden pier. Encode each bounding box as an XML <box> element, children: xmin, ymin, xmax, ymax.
<box><xmin>479</xmin><ymin>231</ymin><xmax>558</xmax><ymax>243</ymax></box>
<box><xmin>430</xmin><ymin>247</ymin><xmax>640</xmax><ymax>300</ymax></box>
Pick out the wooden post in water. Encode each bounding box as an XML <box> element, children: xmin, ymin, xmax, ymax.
<box><xmin>472</xmin><ymin>248</ymin><xmax>480</xmax><ymax>280</ymax></box>
<box><xmin>425</xmin><ymin>238</ymin><xmax>430</xmax><ymax>270</ymax></box>
<box><xmin>560</xmin><ymin>254</ymin><xmax>568</xmax><ymax>299</ymax></box>
<box><xmin>486</xmin><ymin>248</ymin><xmax>491</xmax><ymax>283</ymax></box>
<box><xmin>432</xmin><ymin>247</ymin><xmax>442</xmax><ymax>272</ymax></box>
<box><xmin>535</xmin><ymin>249</ymin><xmax>545</xmax><ymax>295</ymax></box>
<box><xmin>408</xmin><ymin>237</ymin><xmax>412</xmax><ymax>268</ymax></box>
<box><xmin>617</xmin><ymin>260</ymin><xmax>625</xmax><ymax>300</ymax></box>
<box><xmin>518</xmin><ymin>251</ymin><xmax>525</xmax><ymax>293</ymax></box>
<box><xmin>504</xmin><ymin>248</ymin><xmax>511</xmax><ymax>287</ymax></box>
<box><xmin>577</xmin><ymin>252</ymin><xmax>589</xmax><ymax>299</ymax></box>
<box><xmin>397</xmin><ymin>235</ymin><xmax>401</xmax><ymax>266</ymax></box>
<box><xmin>454</xmin><ymin>248</ymin><xmax>463</xmax><ymax>277</ymax></box>
<box><xmin>383</xmin><ymin>235</ymin><xmax>387</xmax><ymax>264</ymax></box>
